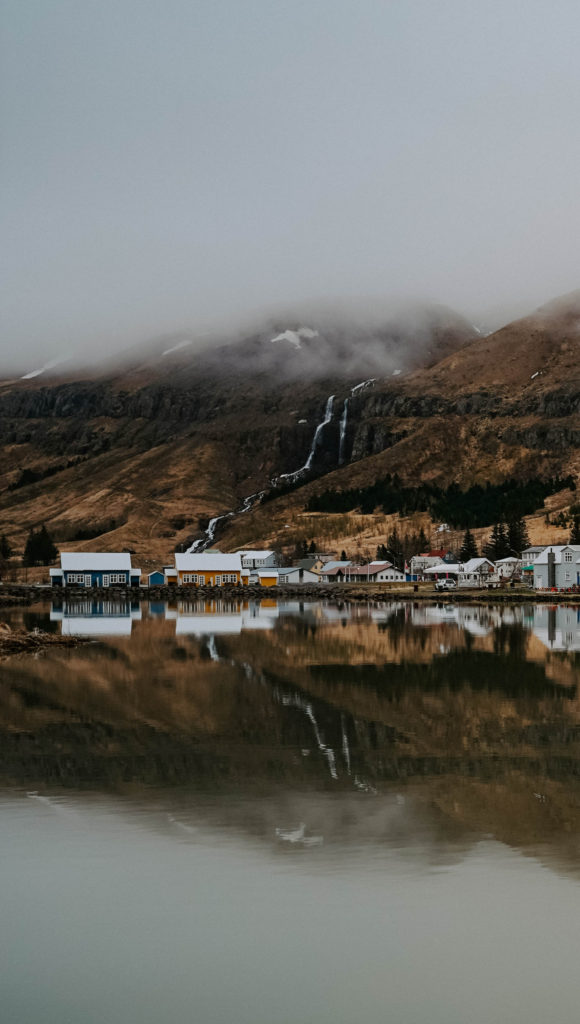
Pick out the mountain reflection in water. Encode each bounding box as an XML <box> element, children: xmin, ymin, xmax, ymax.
<box><xmin>2</xmin><ymin>598</ymin><xmax>580</xmax><ymax>877</ymax></box>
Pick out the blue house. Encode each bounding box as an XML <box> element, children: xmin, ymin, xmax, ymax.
<box><xmin>50</xmin><ymin>552</ymin><xmax>141</xmax><ymax>588</ymax></box>
<box><xmin>147</xmin><ymin>570</ymin><xmax>166</xmax><ymax>586</ymax></box>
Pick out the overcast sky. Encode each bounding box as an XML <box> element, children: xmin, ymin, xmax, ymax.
<box><xmin>2</xmin><ymin>0</ymin><xmax>580</xmax><ymax>367</ymax></box>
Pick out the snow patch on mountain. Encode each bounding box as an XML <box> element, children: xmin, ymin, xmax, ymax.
<box><xmin>162</xmin><ymin>339</ymin><xmax>193</xmax><ymax>357</ymax></box>
<box><xmin>21</xmin><ymin>357</ymin><xmax>67</xmax><ymax>380</ymax></box>
<box><xmin>270</xmin><ymin>327</ymin><xmax>319</xmax><ymax>349</ymax></box>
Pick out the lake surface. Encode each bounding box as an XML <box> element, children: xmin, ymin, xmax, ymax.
<box><xmin>2</xmin><ymin>598</ymin><xmax>580</xmax><ymax>1023</ymax></box>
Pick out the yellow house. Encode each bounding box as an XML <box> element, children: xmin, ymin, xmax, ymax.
<box><xmin>174</xmin><ymin>552</ymin><xmax>246</xmax><ymax>587</ymax></box>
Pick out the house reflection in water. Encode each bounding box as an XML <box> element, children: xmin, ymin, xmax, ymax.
<box><xmin>50</xmin><ymin>598</ymin><xmax>142</xmax><ymax>636</ymax></box>
<box><xmin>174</xmin><ymin>598</ymin><xmax>279</xmax><ymax>636</ymax></box>
<box><xmin>533</xmin><ymin>605</ymin><xmax>580</xmax><ymax>651</ymax></box>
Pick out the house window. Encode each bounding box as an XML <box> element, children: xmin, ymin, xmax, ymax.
<box><xmin>182</xmin><ymin>573</ymin><xmax>198</xmax><ymax>584</ymax></box>
<box><xmin>107</xmin><ymin>573</ymin><xmax>127</xmax><ymax>584</ymax></box>
<box><xmin>67</xmin><ymin>573</ymin><xmax>86</xmax><ymax>584</ymax></box>
<box><xmin>565</xmin><ymin>552</ymin><xmax>573</xmax><ymax>562</ymax></box>
<box><xmin>215</xmin><ymin>575</ymin><xmax>222</xmax><ymax>585</ymax></box>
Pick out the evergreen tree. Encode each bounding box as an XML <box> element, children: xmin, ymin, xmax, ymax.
<box><xmin>417</xmin><ymin>526</ymin><xmax>429</xmax><ymax>552</ymax></box>
<box><xmin>340</xmin><ymin>550</ymin><xmax>347</xmax><ymax>562</ymax></box>
<box><xmin>459</xmin><ymin>527</ymin><xmax>478</xmax><ymax>562</ymax></box>
<box><xmin>507</xmin><ymin>515</ymin><xmax>530</xmax><ymax>555</ymax></box>
<box><xmin>570</xmin><ymin>515</ymin><xmax>580</xmax><ymax>545</ymax></box>
<box><xmin>37</xmin><ymin>525</ymin><xmax>58</xmax><ymax>565</ymax></box>
<box><xmin>23</xmin><ymin>528</ymin><xmax>37</xmax><ymax>567</ymax></box>
<box><xmin>484</xmin><ymin>521</ymin><xmax>509</xmax><ymax>561</ymax></box>
<box><xmin>376</xmin><ymin>543</ymin><xmax>388</xmax><ymax>561</ymax></box>
<box><xmin>22</xmin><ymin>525</ymin><xmax>58</xmax><ymax>566</ymax></box>
<box><xmin>308</xmin><ymin>539</ymin><xmax>317</xmax><ymax>554</ymax></box>
<box><xmin>386</xmin><ymin>527</ymin><xmax>403</xmax><ymax>568</ymax></box>
<box><xmin>0</xmin><ymin>534</ymin><xmax>12</xmax><ymax>560</ymax></box>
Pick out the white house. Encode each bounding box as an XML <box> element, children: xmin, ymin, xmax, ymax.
<box><xmin>495</xmin><ymin>556</ymin><xmax>524</xmax><ymax>580</ymax></box>
<box><xmin>424</xmin><ymin>558</ymin><xmax>497</xmax><ymax>587</ymax></box>
<box><xmin>236</xmin><ymin>549</ymin><xmax>279</xmax><ymax>570</ymax></box>
<box><xmin>522</xmin><ymin>545</ymin><xmax>546</xmax><ymax>563</ymax></box>
<box><xmin>533</xmin><ymin>546</ymin><xmax>580</xmax><ymax>590</ymax></box>
<box><xmin>277</xmin><ymin>566</ymin><xmax>320</xmax><ymax>584</ymax></box>
<box><xmin>458</xmin><ymin>557</ymin><xmax>497</xmax><ymax>586</ymax></box>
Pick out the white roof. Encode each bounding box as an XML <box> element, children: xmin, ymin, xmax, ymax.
<box><xmin>320</xmin><ymin>560</ymin><xmax>352</xmax><ymax>572</ymax></box>
<box><xmin>236</xmin><ymin>549</ymin><xmax>275</xmax><ymax>559</ymax></box>
<box><xmin>462</xmin><ymin>558</ymin><xmax>494</xmax><ymax>572</ymax></box>
<box><xmin>535</xmin><ymin>545</ymin><xmax>580</xmax><ymax>565</ymax></box>
<box><xmin>424</xmin><ymin>563</ymin><xmax>461</xmax><ymax>574</ymax></box>
<box><xmin>496</xmin><ymin>556</ymin><xmax>519</xmax><ymax>563</ymax></box>
<box><xmin>60</xmin><ymin>552</ymin><xmax>134</xmax><ymax>571</ymax></box>
<box><xmin>258</xmin><ymin>569</ymin><xmax>278</xmax><ymax>577</ymax></box>
<box><xmin>175</xmin><ymin>553</ymin><xmax>242</xmax><ymax>572</ymax></box>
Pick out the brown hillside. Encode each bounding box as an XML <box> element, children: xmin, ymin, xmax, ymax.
<box><xmin>0</xmin><ymin>293</ymin><xmax>578</xmax><ymax>562</ymax></box>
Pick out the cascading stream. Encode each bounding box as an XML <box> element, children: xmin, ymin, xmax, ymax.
<box><xmin>274</xmin><ymin>393</ymin><xmax>335</xmax><ymax>486</ymax></box>
<box><xmin>338</xmin><ymin>398</ymin><xmax>349</xmax><ymax>465</ymax></box>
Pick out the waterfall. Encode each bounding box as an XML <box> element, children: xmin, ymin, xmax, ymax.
<box><xmin>187</xmin><ymin>489</ymin><xmax>267</xmax><ymax>553</ymax></box>
<box><xmin>187</xmin><ymin>393</ymin><xmax>336</xmax><ymax>552</ymax></box>
<box><xmin>187</xmin><ymin>513</ymin><xmax>232</xmax><ymax>553</ymax></box>
<box><xmin>275</xmin><ymin>393</ymin><xmax>335</xmax><ymax>486</ymax></box>
<box><xmin>338</xmin><ymin>397</ymin><xmax>349</xmax><ymax>465</ymax></box>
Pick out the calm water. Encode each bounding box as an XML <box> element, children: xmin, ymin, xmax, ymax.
<box><xmin>2</xmin><ymin>598</ymin><xmax>580</xmax><ymax>1023</ymax></box>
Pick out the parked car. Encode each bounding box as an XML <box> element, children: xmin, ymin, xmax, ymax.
<box><xmin>435</xmin><ymin>578</ymin><xmax>457</xmax><ymax>591</ymax></box>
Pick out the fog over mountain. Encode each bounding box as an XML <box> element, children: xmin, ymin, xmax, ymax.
<box><xmin>3</xmin><ymin>0</ymin><xmax>580</xmax><ymax>368</ymax></box>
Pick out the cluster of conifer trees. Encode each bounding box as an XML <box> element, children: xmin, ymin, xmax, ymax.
<box><xmin>22</xmin><ymin>525</ymin><xmax>58</xmax><ymax>567</ymax></box>
<box><xmin>306</xmin><ymin>475</ymin><xmax>574</xmax><ymax>528</ymax></box>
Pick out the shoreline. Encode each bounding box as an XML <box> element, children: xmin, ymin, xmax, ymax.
<box><xmin>1</xmin><ymin>583</ymin><xmax>579</xmax><ymax>606</ymax></box>
<box><xmin>0</xmin><ymin>625</ymin><xmax>90</xmax><ymax>660</ymax></box>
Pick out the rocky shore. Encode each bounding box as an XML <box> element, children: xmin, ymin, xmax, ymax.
<box><xmin>1</xmin><ymin>583</ymin><xmax>579</xmax><ymax>605</ymax></box>
<box><xmin>0</xmin><ymin>623</ymin><xmax>91</xmax><ymax>660</ymax></box>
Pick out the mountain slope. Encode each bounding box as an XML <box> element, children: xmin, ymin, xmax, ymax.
<box><xmin>0</xmin><ymin>294</ymin><xmax>578</xmax><ymax>561</ymax></box>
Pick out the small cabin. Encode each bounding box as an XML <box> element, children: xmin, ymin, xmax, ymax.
<box><xmin>258</xmin><ymin>569</ymin><xmax>278</xmax><ymax>587</ymax></box>
<box><xmin>147</xmin><ymin>570</ymin><xmax>166</xmax><ymax>586</ymax></box>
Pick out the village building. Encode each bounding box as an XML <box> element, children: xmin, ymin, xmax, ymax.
<box><xmin>345</xmin><ymin>561</ymin><xmax>405</xmax><ymax>583</ymax></box>
<box><xmin>409</xmin><ymin>551</ymin><xmax>454</xmax><ymax>579</ymax></box>
<box><xmin>522</xmin><ymin>545</ymin><xmax>546</xmax><ymax>562</ymax></box>
<box><xmin>257</xmin><ymin>569</ymin><xmax>278</xmax><ymax>587</ymax></box>
<box><xmin>174</xmin><ymin>552</ymin><xmax>246</xmax><ymax>587</ymax></box>
<box><xmin>458</xmin><ymin>557</ymin><xmax>496</xmax><ymax>586</ymax></box>
<box><xmin>318</xmin><ymin>560</ymin><xmax>352</xmax><ymax>583</ymax></box>
<box><xmin>236</xmin><ymin>549</ymin><xmax>279</xmax><ymax>570</ymax></box>
<box><xmin>50</xmin><ymin>553</ymin><xmax>141</xmax><ymax>588</ymax></box>
<box><xmin>423</xmin><ymin>557</ymin><xmax>496</xmax><ymax>587</ymax></box>
<box><xmin>147</xmin><ymin>570</ymin><xmax>166</xmax><ymax>586</ymax></box>
<box><xmin>533</xmin><ymin>546</ymin><xmax>580</xmax><ymax>590</ymax></box>
<box><xmin>495</xmin><ymin>556</ymin><xmax>524</xmax><ymax>580</ymax></box>
<box><xmin>277</xmin><ymin>566</ymin><xmax>320</xmax><ymax>584</ymax></box>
